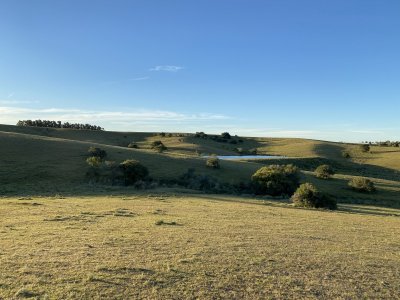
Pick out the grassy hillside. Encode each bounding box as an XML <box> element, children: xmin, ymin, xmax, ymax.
<box><xmin>1</xmin><ymin>125</ymin><xmax>400</xmax><ymax>298</ymax></box>
<box><xmin>1</xmin><ymin>124</ymin><xmax>399</xmax><ymax>207</ymax></box>
<box><xmin>1</xmin><ymin>194</ymin><xmax>399</xmax><ymax>299</ymax></box>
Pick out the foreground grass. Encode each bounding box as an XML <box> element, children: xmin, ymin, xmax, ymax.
<box><xmin>1</xmin><ymin>193</ymin><xmax>399</xmax><ymax>299</ymax></box>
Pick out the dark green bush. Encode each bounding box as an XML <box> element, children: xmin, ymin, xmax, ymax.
<box><xmin>348</xmin><ymin>177</ymin><xmax>376</xmax><ymax>193</ymax></box>
<box><xmin>206</xmin><ymin>157</ymin><xmax>220</xmax><ymax>169</ymax></box>
<box><xmin>251</xmin><ymin>164</ymin><xmax>300</xmax><ymax>196</ymax></box>
<box><xmin>127</xmin><ymin>142</ymin><xmax>138</xmax><ymax>148</ymax></box>
<box><xmin>88</xmin><ymin>147</ymin><xmax>107</xmax><ymax>159</ymax></box>
<box><xmin>221</xmin><ymin>132</ymin><xmax>231</xmax><ymax>139</ymax></box>
<box><xmin>86</xmin><ymin>159</ymin><xmax>122</xmax><ymax>184</ymax></box>
<box><xmin>360</xmin><ymin>144</ymin><xmax>370</xmax><ymax>153</ymax></box>
<box><xmin>291</xmin><ymin>183</ymin><xmax>337</xmax><ymax>210</ymax></box>
<box><xmin>315</xmin><ymin>164</ymin><xmax>335</xmax><ymax>179</ymax></box>
<box><xmin>342</xmin><ymin>150</ymin><xmax>351</xmax><ymax>158</ymax></box>
<box><xmin>151</xmin><ymin>140</ymin><xmax>167</xmax><ymax>152</ymax></box>
<box><xmin>119</xmin><ymin>159</ymin><xmax>149</xmax><ymax>185</ymax></box>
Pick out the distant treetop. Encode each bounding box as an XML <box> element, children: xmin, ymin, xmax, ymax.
<box><xmin>16</xmin><ymin>120</ymin><xmax>104</xmax><ymax>131</ymax></box>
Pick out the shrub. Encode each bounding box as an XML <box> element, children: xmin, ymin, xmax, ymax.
<box><xmin>315</xmin><ymin>164</ymin><xmax>335</xmax><ymax>179</ymax></box>
<box><xmin>88</xmin><ymin>147</ymin><xmax>107</xmax><ymax>159</ymax></box>
<box><xmin>151</xmin><ymin>140</ymin><xmax>167</xmax><ymax>152</ymax></box>
<box><xmin>86</xmin><ymin>159</ymin><xmax>122</xmax><ymax>184</ymax></box>
<box><xmin>360</xmin><ymin>144</ymin><xmax>370</xmax><ymax>153</ymax></box>
<box><xmin>348</xmin><ymin>177</ymin><xmax>376</xmax><ymax>193</ymax></box>
<box><xmin>342</xmin><ymin>150</ymin><xmax>351</xmax><ymax>158</ymax></box>
<box><xmin>249</xmin><ymin>148</ymin><xmax>258</xmax><ymax>155</ymax></box>
<box><xmin>119</xmin><ymin>159</ymin><xmax>149</xmax><ymax>185</ymax></box>
<box><xmin>291</xmin><ymin>183</ymin><xmax>337</xmax><ymax>210</ymax></box>
<box><xmin>127</xmin><ymin>142</ymin><xmax>138</xmax><ymax>148</ymax></box>
<box><xmin>178</xmin><ymin>168</ymin><xmax>231</xmax><ymax>193</ymax></box>
<box><xmin>251</xmin><ymin>164</ymin><xmax>300</xmax><ymax>196</ymax></box>
<box><xmin>86</xmin><ymin>156</ymin><xmax>102</xmax><ymax>167</ymax></box>
<box><xmin>195</xmin><ymin>132</ymin><xmax>208</xmax><ymax>138</ymax></box>
<box><xmin>206</xmin><ymin>157</ymin><xmax>220</xmax><ymax>169</ymax></box>
<box><xmin>221</xmin><ymin>132</ymin><xmax>231</xmax><ymax>139</ymax></box>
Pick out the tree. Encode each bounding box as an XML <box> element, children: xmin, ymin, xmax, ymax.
<box><xmin>315</xmin><ymin>164</ymin><xmax>335</xmax><ymax>179</ymax></box>
<box><xmin>251</xmin><ymin>164</ymin><xmax>300</xmax><ymax>196</ymax></box>
<box><xmin>16</xmin><ymin>119</ymin><xmax>104</xmax><ymax>130</ymax></box>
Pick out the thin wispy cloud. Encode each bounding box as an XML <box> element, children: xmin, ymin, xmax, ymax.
<box><xmin>0</xmin><ymin>99</ymin><xmax>40</xmax><ymax>105</ymax></box>
<box><xmin>7</xmin><ymin>93</ymin><xmax>14</xmax><ymax>98</ymax></box>
<box><xmin>149</xmin><ymin>65</ymin><xmax>184</xmax><ymax>72</ymax></box>
<box><xmin>128</xmin><ymin>76</ymin><xmax>150</xmax><ymax>81</ymax></box>
<box><xmin>0</xmin><ymin>106</ymin><xmax>229</xmax><ymax>128</ymax></box>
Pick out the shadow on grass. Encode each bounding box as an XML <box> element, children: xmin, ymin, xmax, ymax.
<box><xmin>338</xmin><ymin>204</ymin><xmax>400</xmax><ymax>217</ymax></box>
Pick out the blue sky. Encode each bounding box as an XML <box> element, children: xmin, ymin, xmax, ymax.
<box><xmin>1</xmin><ymin>0</ymin><xmax>399</xmax><ymax>141</ymax></box>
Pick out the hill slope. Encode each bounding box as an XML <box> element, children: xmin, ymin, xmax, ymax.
<box><xmin>1</xmin><ymin>124</ymin><xmax>399</xmax><ymax>207</ymax></box>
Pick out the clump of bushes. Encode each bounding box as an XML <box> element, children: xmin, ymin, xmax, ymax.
<box><xmin>251</xmin><ymin>164</ymin><xmax>300</xmax><ymax>196</ymax></box>
<box><xmin>88</xmin><ymin>147</ymin><xmax>107</xmax><ymax>159</ymax></box>
<box><xmin>119</xmin><ymin>159</ymin><xmax>149</xmax><ymax>185</ymax></box>
<box><xmin>176</xmin><ymin>168</ymin><xmax>233</xmax><ymax>193</ymax></box>
<box><xmin>342</xmin><ymin>150</ymin><xmax>351</xmax><ymax>158</ymax></box>
<box><xmin>221</xmin><ymin>132</ymin><xmax>231</xmax><ymax>139</ymax></box>
<box><xmin>359</xmin><ymin>144</ymin><xmax>370</xmax><ymax>153</ymax></box>
<box><xmin>86</xmin><ymin>157</ymin><xmax>149</xmax><ymax>186</ymax></box>
<box><xmin>291</xmin><ymin>183</ymin><xmax>337</xmax><ymax>210</ymax></box>
<box><xmin>315</xmin><ymin>164</ymin><xmax>335</xmax><ymax>179</ymax></box>
<box><xmin>206</xmin><ymin>157</ymin><xmax>220</xmax><ymax>169</ymax></box>
<box><xmin>127</xmin><ymin>142</ymin><xmax>138</xmax><ymax>148</ymax></box>
<box><xmin>348</xmin><ymin>177</ymin><xmax>376</xmax><ymax>193</ymax></box>
<box><xmin>151</xmin><ymin>140</ymin><xmax>167</xmax><ymax>152</ymax></box>
<box><xmin>195</xmin><ymin>132</ymin><xmax>208</xmax><ymax>138</ymax></box>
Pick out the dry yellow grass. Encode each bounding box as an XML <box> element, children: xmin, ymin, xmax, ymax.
<box><xmin>1</xmin><ymin>193</ymin><xmax>399</xmax><ymax>299</ymax></box>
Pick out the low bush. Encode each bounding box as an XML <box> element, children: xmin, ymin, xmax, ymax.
<box><xmin>127</xmin><ymin>142</ymin><xmax>138</xmax><ymax>148</ymax></box>
<box><xmin>342</xmin><ymin>150</ymin><xmax>351</xmax><ymax>158</ymax></box>
<box><xmin>86</xmin><ymin>156</ymin><xmax>102</xmax><ymax>167</ymax></box>
<box><xmin>88</xmin><ymin>147</ymin><xmax>107</xmax><ymax>159</ymax></box>
<box><xmin>177</xmin><ymin>168</ymin><xmax>234</xmax><ymax>193</ymax></box>
<box><xmin>251</xmin><ymin>164</ymin><xmax>300</xmax><ymax>196</ymax></box>
<box><xmin>206</xmin><ymin>157</ymin><xmax>220</xmax><ymax>169</ymax></box>
<box><xmin>348</xmin><ymin>177</ymin><xmax>376</xmax><ymax>193</ymax></box>
<box><xmin>119</xmin><ymin>159</ymin><xmax>149</xmax><ymax>185</ymax></box>
<box><xmin>221</xmin><ymin>132</ymin><xmax>231</xmax><ymax>139</ymax></box>
<box><xmin>291</xmin><ymin>183</ymin><xmax>337</xmax><ymax>210</ymax></box>
<box><xmin>315</xmin><ymin>164</ymin><xmax>335</xmax><ymax>179</ymax></box>
<box><xmin>360</xmin><ymin>144</ymin><xmax>370</xmax><ymax>153</ymax></box>
<box><xmin>151</xmin><ymin>140</ymin><xmax>167</xmax><ymax>152</ymax></box>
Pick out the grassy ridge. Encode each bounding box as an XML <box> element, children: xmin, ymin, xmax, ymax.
<box><xmin>1</xmin><ymin>124</ymin><xmax>399</xmax><ymax>207</ymax></box>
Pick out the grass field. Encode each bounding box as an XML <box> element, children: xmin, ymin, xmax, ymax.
<box><xmin>1</xmin><ymin>193</ymin><xmax>399</xmax><ymax>299</ymax></box>
<box><xmin>1</xmin><ymin>124</ymin><xmax>400</xmax><ymax>207</ymax></box>
<box><xmin>1</xmin><ymin>125</ymin><xmax>400</xmax><ymax>298</ymax></box>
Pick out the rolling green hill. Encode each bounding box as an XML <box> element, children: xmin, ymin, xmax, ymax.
<box><xmin>0</xmin><ymin>124</ymin><xmax>399</xmax><ymax>207</ymax></box>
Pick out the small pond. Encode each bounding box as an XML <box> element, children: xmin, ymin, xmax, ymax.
<box><xmin>203</xmin><ymin>155</ymin><xmax>287</xmax><ymax>160</ymax></box>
